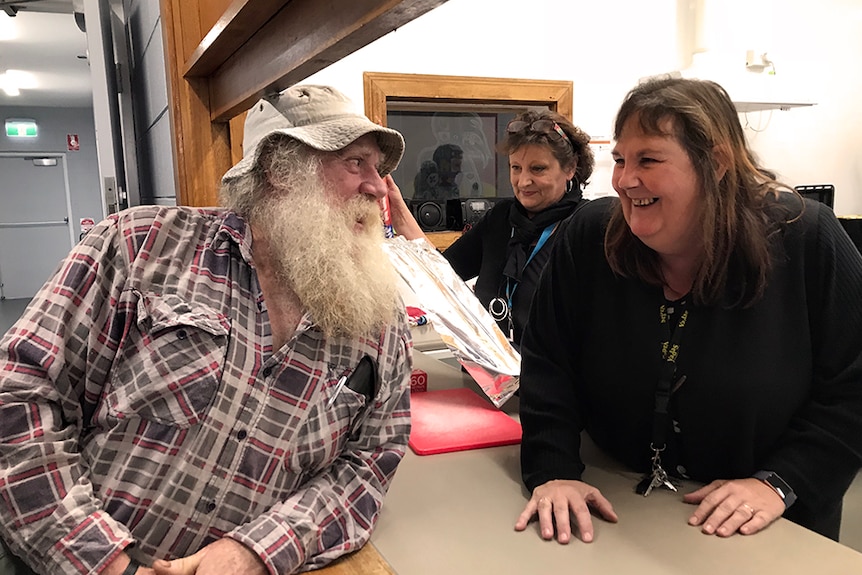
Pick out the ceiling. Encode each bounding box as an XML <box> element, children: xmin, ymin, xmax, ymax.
<box><xmin>0</xmin><ymin>0</ymin><xmax>93</xmax><ymax>108</ymax></box>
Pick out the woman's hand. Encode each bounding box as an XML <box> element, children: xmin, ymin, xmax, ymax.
<box><xmin>383</xmin><ymin>176</ymin><xmax>424</xmax><ymax>240</ymax></box>
<box><xmin>684</xmin><ymin>478</ymin><xmax>785</xmax><ymax>536</ymax></box>
<box><xmin>514</xmin><ymin>479</ymin><xmax>618</xmax><ymax>543</ymax></box>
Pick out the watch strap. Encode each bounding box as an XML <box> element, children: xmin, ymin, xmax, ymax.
<box><xmin>121</xmin><ymin>558</ymin><xmax>141</xmax><ymax>575</ymax></box>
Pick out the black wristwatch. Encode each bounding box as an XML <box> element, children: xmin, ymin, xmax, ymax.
<box><xmin>753</xmin><ymin>470</ymin><xmax>797</xmax><ymax>509</ymax></box>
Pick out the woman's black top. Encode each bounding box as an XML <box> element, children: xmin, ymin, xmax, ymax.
<box><xmin>442</xmin><ymin>191</ymin><xmax>584</xmax><ymax>346</ymax></box>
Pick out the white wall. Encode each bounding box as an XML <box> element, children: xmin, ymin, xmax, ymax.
<box><xmin>305</xmin><ymin>0</ymin><xmax>862</xmax><ymax>215</ymax></box>
<box><xmin>731</xmin><ymin>0</ymin><xmax>862</xmax><ymax>216</ymax></box>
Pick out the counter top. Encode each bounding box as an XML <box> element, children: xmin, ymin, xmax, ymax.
<box><xmin>366</xmin><ymin>350</ymin><xmax>862</xmax><ymax>574</ymax></box>
<box><xmin>325</xmin><ymin>347</ymin><xmax>862</xmax><ymax>574</ymax></box>
<box><xmin>370</xmin><ymin>440</ymin><xmax>862</xmax><ymax>574</ymax></box>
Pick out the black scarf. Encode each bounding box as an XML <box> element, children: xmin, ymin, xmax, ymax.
<box><xmin>502</xmin><ymin>187</ymin><xmax>583</xmax><ymax>283</ymax></box>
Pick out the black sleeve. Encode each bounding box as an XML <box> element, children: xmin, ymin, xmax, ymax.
<box><xmin>518</xmin><ymin>199</ymin><xmax>612</xmax><ymax>491</ymax></box>
<box><xmin>442</xmin><ymin>202</ymin><xmax>502</xmax><ymax>281</ymax></box>
<box><xmin>764</xmin><ymin>201</ymin><xmax>862</xmax><ymax>526</ymax></box>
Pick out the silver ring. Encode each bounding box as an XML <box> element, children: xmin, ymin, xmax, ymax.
<box><xmin>739</xmin><ymin>503</ymin><xmax>756</xmax><ymax>517</ymax></box>
<box><xmin>538</xmin><ymin>497</ymin><xmax>551</xmax><ymax>507</ymax></box>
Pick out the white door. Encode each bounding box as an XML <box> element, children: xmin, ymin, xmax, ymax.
<box><xmin>0</xmin><ymin>154</ymin><xmax>75</xmax><ymax>299</ymax></box>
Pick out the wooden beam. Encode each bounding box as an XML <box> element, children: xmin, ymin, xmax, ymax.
<box><xmin>205</xmin><ymin>0</ymin><xmax>449</xmax><ymax>122</ymax></box>
<box><xmin>162</xmin><ymin>0</ymin><xmax>450</xmax><ymax>206</ymax></box>
<box><xmin>185</xmin><ymin>0</ymin><xmax>290</xmax><ymax>77</ymax></box>
<box><xmin>161</xmin><ymin>0</ymin><xmax>233</xmax><ymax>207</ymax></box>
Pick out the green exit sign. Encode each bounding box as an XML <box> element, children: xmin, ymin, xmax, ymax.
<box><xmin>5</xmin><ymin>120</ymin><xmax>37</xmax><ymax>137</ymax></box>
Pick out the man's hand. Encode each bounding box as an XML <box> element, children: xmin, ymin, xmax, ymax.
<box><xmin>514</xmin><ymin>479</ymin><xmax>618</xmax><ymax>543</ymax></box>
<box><xmin>152</xmin><ymin>539</ymin><xmax>267</xmax><ymax>575</ymax></box>
<box><xmin>684</xmin><ymin>478</ymin><xmax>786</xmax><ymax>537</ymax></box>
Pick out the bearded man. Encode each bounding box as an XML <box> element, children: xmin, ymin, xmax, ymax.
<box><xmin>0</xmin><ymin>85</ymin><xmax>412</xmax><ymax>575</ymax></box>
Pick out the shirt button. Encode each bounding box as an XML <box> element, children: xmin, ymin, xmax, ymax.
<box><xmin>205</xmin><ymin>501</ymin><xmax>216</xmax><ymax>513</ymax></box>
<box><xmin>176</xmin><ymin>329</ymin><xmax>187</xmax><ymax>340</ymax></box>
<box><xmin>237</xmin><ymin>429</ymin><xmax>247</xmax><ymax>440</ymax></box>
<box><xmin>262</xmin><ymin>367</ymin><xmax>273</xmax><ymax>377</ymax></box>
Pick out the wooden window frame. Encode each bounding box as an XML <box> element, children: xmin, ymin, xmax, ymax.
<box><xmin>363</xmin><ymin>72</ymin><xmax>573</xmax><ymax>127</ymax></box>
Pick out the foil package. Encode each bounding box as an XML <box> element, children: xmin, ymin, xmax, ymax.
<box><xmin>382</xmin><ymin>236</ymin><xmax>520</xmax><ymax>407</ymax></box>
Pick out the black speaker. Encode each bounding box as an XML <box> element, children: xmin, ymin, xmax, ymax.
<box><xmin>445</xmin><ymin>198</ymin><xmax>464</xmax><ymax>231</ymax></box>
<box><xmin>411</xmin><ymin>200</ymin><xmax>447</xmax><ymax>232</ymax></box>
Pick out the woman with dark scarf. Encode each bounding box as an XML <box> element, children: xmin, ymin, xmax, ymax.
<box><xmin>386</xmin><ymin>109</ymin><xmax>594</xmax><ymax>347</ymax></box>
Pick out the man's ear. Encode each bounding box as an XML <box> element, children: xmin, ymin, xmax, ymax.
<box><xmin>262</xmin><ymin>167</ymin><xmax>284</xmax><ymax>195</ymax></box>
<box><xmin>712</xmin><ymin>145</ymin><xmax>729</xmax><ymax>181</ymax></box>
<box><xmin>258</xmin><ymin>146</ymin><xmax>281</xmax><ymax>192</ymax></box>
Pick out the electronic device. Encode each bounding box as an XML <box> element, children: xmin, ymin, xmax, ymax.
<box><xmin>795</xmin><ymin>184</ymin><xmax>835</xmax><ymax>209</ymax></box>
<box><xmin>411</xmin><ymin>200</ymin><xmax>447</xmax><ymax>232</ymax></box>
<box><xmin>463</xmin><ymin>198</ymin><xmax>496</xmax><ymax>226</ymax></box>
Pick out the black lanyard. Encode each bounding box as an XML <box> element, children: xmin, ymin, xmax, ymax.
<box><xmin>636</xmin><ymin>299</ymin><xmax>690</xmax><ymax>496</ymax></box>
<box><xmin>651</xmin><ymin>301</ymin><xmax>688</xmax><ymax>451</ymax></box>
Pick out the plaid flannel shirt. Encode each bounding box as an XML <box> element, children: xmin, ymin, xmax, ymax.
<box><xmin>0</xmin><ymin>206</ymin><xmax>412</xmax><ymax>575</ymax></box>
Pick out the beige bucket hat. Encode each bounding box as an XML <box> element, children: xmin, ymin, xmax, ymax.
<box><xmin>222</xmin><ymin>84</ymin><xmax>405</xmax><ymax>183</ymax></box>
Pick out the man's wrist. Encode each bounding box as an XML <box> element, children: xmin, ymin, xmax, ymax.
<box><xmin>753</xmin><ymin>470</ymin><xmax>797</xmax><ymax>508</ymax></box>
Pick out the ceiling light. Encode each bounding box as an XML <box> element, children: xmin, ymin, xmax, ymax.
<box><xmin>5</xmin><ymin>70</ymin><xmax>36</xmax><ymax>88</ymax></box>
<box><xmin>0</xmin><ymin>69</ymin><xmax>37</xmax><ymax>97</ymax></box>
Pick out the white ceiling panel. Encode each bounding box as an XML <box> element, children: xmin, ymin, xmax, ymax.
<box><xmin>0</xmin><ymin>1</ymin><xmax>93</xmax><ymax>108</ymax></box>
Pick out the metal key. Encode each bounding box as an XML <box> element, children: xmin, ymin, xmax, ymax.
<box><xmin>642</xmin><ymin>472</ymin><xmax>664</xmax><ymax>497</ymax></box>
<box><xmin>637</xmin><ymin>464</ymin><xmax>678</xmax><ymax>497</ymax></box>
<box><xmin>635</xmin><ymin>474</ymin><xmax>652</xmax><ymax>495</ymax></box>
<box><xmin>653</xmin><ymin>466</ymin><xmax>678</xmax><ymax>493</ymax></box>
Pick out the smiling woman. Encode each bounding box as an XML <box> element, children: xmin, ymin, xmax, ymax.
<box><xmin>517</xmin><ymin>76</ymin><xmax>862</xmax><ymax>547</ymax></box>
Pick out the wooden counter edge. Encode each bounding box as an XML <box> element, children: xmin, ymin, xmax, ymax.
<box><xmin>314</xmin><ymin>542</ymin><xmax>395</xmax><ymax>575</ymax></box>
<box><xmin>425</xmin><ymin>231</ymin><xmax>461</xmax><ymax>251</ymax></box>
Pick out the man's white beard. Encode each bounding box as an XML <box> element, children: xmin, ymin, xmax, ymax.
<box><xmin>252</xmin><ymin>182</ymin><xmax>401</xmax><ymax>339</ymax></box>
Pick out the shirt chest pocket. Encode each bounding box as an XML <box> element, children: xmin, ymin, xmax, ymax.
<box><xmin>284</xmin><ymin>357</ymin><xmax>376</xmax><ymax>477</ymax></box>
<box><xmin>105</xmin><ymin>293</ymin><xmax>230</xmax><ymax>427</ymax></box>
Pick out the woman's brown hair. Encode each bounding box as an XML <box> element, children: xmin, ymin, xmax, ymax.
<box><xmin>605</xmin><ymin>77</ymin><xmax>796</xmax><ymax>308</ymax></box>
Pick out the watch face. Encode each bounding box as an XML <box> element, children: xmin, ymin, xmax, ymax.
<box><xmin>768</xmin><ymin>473</ymin><xmax>791</xmax><ymax>494</ymax></box>
<box><xmin>755</xmin><ymin>471</ymin><xmax>797</xmax><ymax>507</ymax></box>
